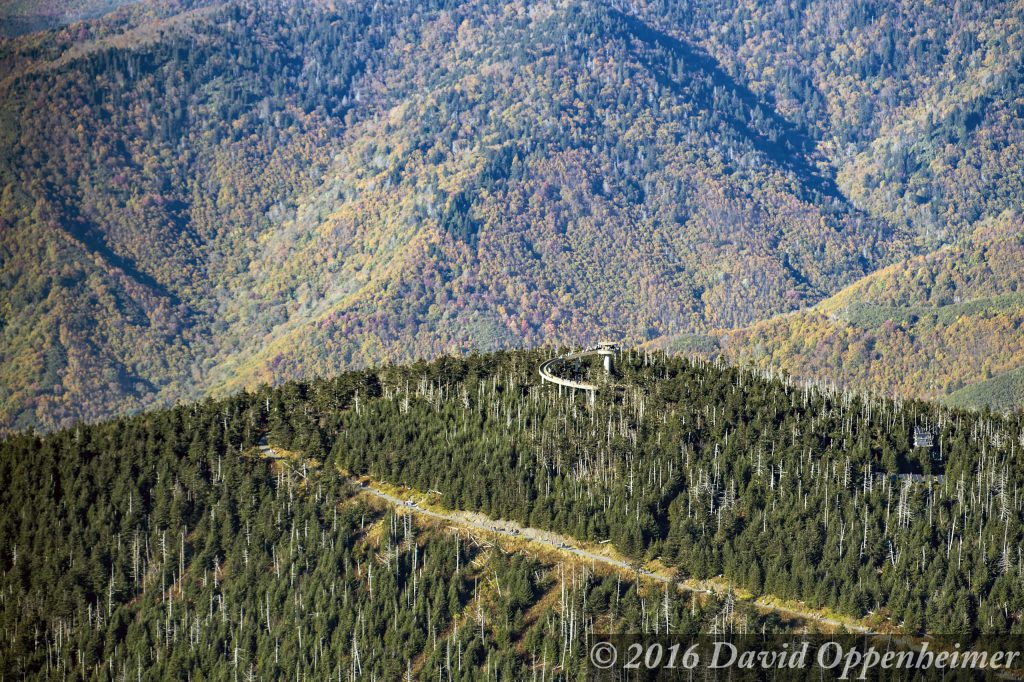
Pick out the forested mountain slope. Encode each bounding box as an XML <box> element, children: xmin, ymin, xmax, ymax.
<box><xmin>2</xmin><ymin>0</ymin><xmax>1024</xmax><ymax>432</ymax></box>
<box><xmin>665</xmin><ymin>210</ymin><xmax>1024</xmax><ymax>410</ymax></box>
<box><xmin>0</xmin><ymin>0</ymin><xmax>892</xmax><ymax>432</ymax></box>
<box><xmin>323</xmin><ymin>349</ymin><xmax>1024</xmax><ymax>635</ymax></box>
<box><xmin>629</xmin><ymin>0</ymin><xmax>1024</xmax><ymax>243</ymax></box>
<box><xmin>0</xmin><ymin>350</ymin><xmax>825</xmax><ymax>680</ymax></box>
<box><xmin>0</xmin><ymin>0</ymin><xmax>134</xmax><ymax>36</ymax></box>
<box><xmin>3</xmin><ymin>349</ymin><xmax>1024</xmax><ymax>678</ymax></box>
<box><xmin>0</xmin><ymin>426</ymin><xmax>758</xmax><ymax>681</ymax></box>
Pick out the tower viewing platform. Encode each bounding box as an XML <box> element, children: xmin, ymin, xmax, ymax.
<box><xmin>538</xmin><ymin>342</ymin><xmax>620</xmax><ymax>402</ymax></box>
<box><xmin>596</xmin><ymin>340</ymin><xmax>617</xmax><ymax>374</ymax></box>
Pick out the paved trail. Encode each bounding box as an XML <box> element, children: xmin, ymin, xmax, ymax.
<box><xmin>354</xmin><ymin>480</ymin><xmax>874</xmax><ymax>634</ymax></box>
<box><xmin>257</xmin><ymin>440</ymin><xmax>872</xmax><ymax>634</ymax></box>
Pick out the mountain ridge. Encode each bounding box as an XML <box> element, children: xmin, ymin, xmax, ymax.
<box><xmin>2</xmin><ymin>0</ymin><xmax>1023</xmax><ymax>431</ymax></box>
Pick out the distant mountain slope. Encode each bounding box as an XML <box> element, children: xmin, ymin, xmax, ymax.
<box><xmin>2</xmin><ymin>0</ymin><xmax>391</xmax><ymax>429</ymax></box>
<box><xmin>626</xmin><ymin>0</ymin><xmax>1024</xmax><ymax>244</ymax></box>
<box><xmin>2</xmin><ymin>0</ymin><xmax>1023</xmax><ymax>431</ymax></box>
<box><xmin>0</xmin><ymin>0</ymin><xmax>900</xmax><ymax>431</ymax></box>
<box><xmin>198</xmin><ymin>0</ymin><xmax>899</xmax><ymax>395</ymax></box>
<box><xmin>0</xmin><ymin>0</ymin><xmax>135</xmax><ymax>36</ymax></box>
<box><xmin>690</xmin><ymin>211</ymin><xmax>1024</xmax><ymax>411</ymax></box>
<box><xmin>946</xmin><ymin>366</ymin><xmax>1024</xmax><ymax>413</ymax></box>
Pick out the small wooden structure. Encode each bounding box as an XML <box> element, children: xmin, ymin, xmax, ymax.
<box><xmin>913</xmin><ymin>426</ymin><xmax>933</xmax><ymax>449</ymax></box>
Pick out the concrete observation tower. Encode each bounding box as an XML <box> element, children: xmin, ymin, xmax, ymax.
<box><xmin>596</xmin><ymin>340</ymin><xmax>617</xmax><ymax>374</ymax></box>
<box><xmin>538</xmin><ymin>341</ymin><xmax>620</xmax><ymax>403</ymax></box>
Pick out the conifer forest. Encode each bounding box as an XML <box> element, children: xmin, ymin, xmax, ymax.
<box><xmin>3</xmin><ymin>349</ymin><xmax>1024</xmax><ymax>678</ymax></box>
<box><xmin>3</xmin><ymin>0</ymin><xmax>1024</xmax><ymax>678</ymax></box>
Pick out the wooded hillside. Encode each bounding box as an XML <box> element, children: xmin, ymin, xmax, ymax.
<box><xmin>4</xmin><ymin>0</ymin><xmax>1023</xmax><ymax>432</ymax></box>
<box><xmin>4</xmin><ymin>348</ymin><xmax>1023</xmax><ymax>680</ymax></box>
